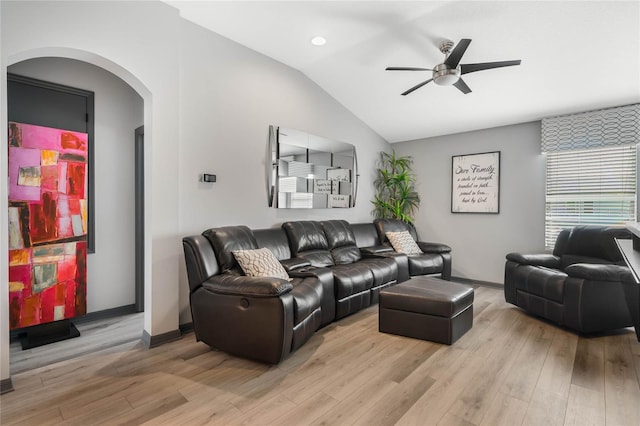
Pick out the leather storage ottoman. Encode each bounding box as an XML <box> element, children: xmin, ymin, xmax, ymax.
<box><xmin>379</xmin><ymin>277</ymin><xmax>474</xmax><ymax>344</ymax></box>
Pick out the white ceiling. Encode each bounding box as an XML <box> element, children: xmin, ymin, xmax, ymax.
<box><xmin>168</xmin><ymin>1</ymin><xmax>640</xmax><ymax>143</ymax></box>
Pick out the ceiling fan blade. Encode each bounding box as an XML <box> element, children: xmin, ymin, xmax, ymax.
<box><xmin>386</xmin><ymin>67</ymin><xmax>432</xmax><ymax>71</ymax></box>
<box><xmin>401</xmin><ymin>79</ymin><xmax>433</xmax><ymax>96</ymax></box>
<box><xmin>460</xmin><ymin>60</ymin><xmax>521</xmax><ymax>75</ymax></box>
<box><xmin>453</xmin><ymin>78</ymin><xmax>472</xmax><ymax>94</ymax></box>
<box><xmin>444</xmin><ymin>38</ymin><xmax>471</xmax><ymax>68</ymax></box>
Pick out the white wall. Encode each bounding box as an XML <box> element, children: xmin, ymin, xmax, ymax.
<box><xmin>177</xmin><ymin>20</ymin><xmax>390</xmax><ymax>323</ymax></box>
<box><xmin>1</xmin><ymin>0</ymin><xmax>181</xmax><ymax>384</ymax></box>
<box><xmin>394</xmin><ymin>121</ymin><xmax>545</xmax><ymax>284</ymax></box>
<box><xmin>0</xmin><ymin>0</ymin><xmax>391</xmax><ymax>383</ymax></box>
<box><xmin>9</xmin><ymin>57</ymin><xmax>143</xmax><ymax>312</ymax></box>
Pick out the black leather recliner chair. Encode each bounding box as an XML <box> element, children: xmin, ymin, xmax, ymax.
<box><xmin>504</xmin><ymin>225</ymin><xmax>633</xmax><ymax>333</ymax></box>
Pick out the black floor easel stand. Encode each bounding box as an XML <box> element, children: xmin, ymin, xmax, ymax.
<box><xmin>18</xmin><ymin>319</ymin><xmax>81</xmax><ymax>350</ymax></box>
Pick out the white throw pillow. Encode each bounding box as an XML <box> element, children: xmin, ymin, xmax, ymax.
<box><xmin>232</xmin><ymin>248</ymin><xmax>291</xmax><ymax>281</ymax></box>
<box><xmin>386</xmin><ymin>231</ymin><xmax>423</xmax><ymax>255</ymax></box>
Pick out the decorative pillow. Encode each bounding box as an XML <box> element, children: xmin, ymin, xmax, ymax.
<box><xmin>385</xmin><ymin>231</ymin><xmax>423</xmax><ymax>255</ymax></box>
<box><xmin>232</xmin><ymin>248</ymin><xmax>291</xmax><ymax>281</ymax></box>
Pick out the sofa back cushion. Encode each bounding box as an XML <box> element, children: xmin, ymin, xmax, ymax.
<box><xmin>183</xmin><ymin>235</ymin><xmax>220</xmax><ymax>292</ymax></box>
<box><xmin>563</xmin><ymin>226</ymin><xmax>630</xmax><ymax>263</ymax></box>
<box><xmin>321</xmin><ymin>220</ymin><xmax>362</xmax><ymax>264</ymax></box>
<box><xmin>203</xmin><ymin>225</ymin><xmax>258</xmax><ymax>272</ymax></box>
<box><xmin>282</xmin><ymin>221</ymin><xmax>334</xmax><ymax>267</ymax></box>
<box><xmin>374</xmin><ymin>219</ymin><xmax>418</xmax><ymax>245</ymax></box>
<box><xmin>253</xmin><ymin>228</ymin><xmax>291</xmax><ymax>261</ymax></box>
<box><xmin>351</xmin><ymin>223</ymin><xmax>381</xmax><ymax>248</ymax></box>
<box><xmin>552</xmin><ymin>228</ymin><xmax>571</xmax><ymax>258</ymax></box>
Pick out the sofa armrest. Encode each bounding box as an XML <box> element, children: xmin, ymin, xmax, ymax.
<box><xmin>281</xmin><ymin>257</ymin><xmax>312</xmax><ymax>272</ymax></box>
<box><xmin>506</xmin><ymin>252</ymin><xmax>561</xmax><ymax>269</ymax></box>
<box><xmin>359</xmin><ymin>245</ymin><xmax>394</xmax><ymax>256</ymax></box>
<box><xmin>417</xmin><ymin>241</ymin><xmax>452</xmax><ymax>254</ymax></box>
<box><xmin>565</xmin><ymin>263</ymin><xmax>630</xmax><ymax>282</ymax></box>
<box><xmin>287</xmin><ymin>266</ymin><xmax>336</xmax><ymax>325</ymax></box>
<box><xmin>202</xmin><ymin>274</ymin><xmax>293</xmax><ymax>297</ymax></box>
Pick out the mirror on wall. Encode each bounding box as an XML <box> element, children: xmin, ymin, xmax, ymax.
<box><xmin>268</xmin><ymin>126</ymin><xmax>358</xmax><ymax>208</ymax></box>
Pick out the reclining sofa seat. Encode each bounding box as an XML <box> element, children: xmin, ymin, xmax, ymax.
<box><xmin>504</xmin><ymin>225</ymin><xmax>633</xmax><ymax>333</ymax></box>
<box><xmin>282</xmin><ymin>220</ymin><xmax>399</xmax><ymax>319</ymax></box>
<box><xmin>351</xmin><ymin>222</ymin><xmax>410</xmax><ymax>283</ymax></box>
<box><xmin>183</xmin><ymin>226</ymin><xmax>324</xmax><ymax>364</ymax></box>
<box><xmin>373</xmin><ymin>219</ymin><xmax>452</xmax><ymax>280</ymax></box>
<box><xmin>253</xmin><ymin>227</ymin><xmax>335</xmax><ymax>326</ymax></box>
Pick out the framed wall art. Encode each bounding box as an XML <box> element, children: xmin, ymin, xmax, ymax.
<box><xmin>451</xmin><ymin>151</ymin><xmax>500</xmax><ymax>214</ymax></box>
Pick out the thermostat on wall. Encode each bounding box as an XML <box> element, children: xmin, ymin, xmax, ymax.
<box><xmin>202</xmin><ymin>174</ymin><xmax>216</xmax><ymax>183</ymax></box>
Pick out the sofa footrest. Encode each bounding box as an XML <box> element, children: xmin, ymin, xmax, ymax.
<box><xmin>379</xmin><ymin>278</ymin><xmax>474</xmax><ymax>344</ymax></box>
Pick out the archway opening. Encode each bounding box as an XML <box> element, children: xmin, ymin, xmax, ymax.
<box><xmin>5</xmin><ymin>52</ymin><xmax>149</xmax><ymax>373</ymax></box>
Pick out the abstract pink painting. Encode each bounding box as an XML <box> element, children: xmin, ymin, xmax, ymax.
<box><xmin>8</xmin><ymin>122</ymin><xmax>88</xmax><ymax>330</ymax></box>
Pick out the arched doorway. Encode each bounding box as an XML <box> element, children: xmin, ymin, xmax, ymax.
<box><xmin>6</xmin><ymin>56</ymin><xmax>145</xmax><ymax>371</ymax></box>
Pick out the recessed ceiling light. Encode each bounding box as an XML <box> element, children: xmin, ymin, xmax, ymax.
<box><xmin>311</xmin><ymin>36</ymin><xmax>326</xmax><ymax>46</ymax></box>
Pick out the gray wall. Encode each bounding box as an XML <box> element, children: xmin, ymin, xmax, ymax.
<box><xmin>177</xmin><ymin>19</ymin><xmax>391</xmax><ymax>323</ymax></box>
<box><xmin>9</xmin><ymin>58</ymin><xmax>143</xmax><ymax>313</ymax></box>
<box><xmin>394</xmin><ymin>121</ymin><xmax>545</xmax><ymax>284</ymax></box>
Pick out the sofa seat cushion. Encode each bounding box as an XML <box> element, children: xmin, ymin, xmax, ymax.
<box><xmin>290</xmin><ymin>277</ymin><xmax>323</xmax><ymax>326</ymax></box>
<box><xmin>408</xmin><ymin>253</ymin><xmax>444</xmax><ymax>276</ymax></box>
<box><xmin>331</xmin><ymin>263</ymin><xmax>374</xmax><ymax>299</ymax></box>
<box><xmin>561</xmin><ymin>254</ymin><xmax>623</xmax><ymax>270</ymax></box>
<box><xmin>358</xmin><ymin>257</ymin><xmax>398</xmax><ymax>287</ymax></box>
<box><xmin>298</xmin><ymin>250</ymin><xmax>334</xmax><ymax>268</ymax></box>
<box><xmin>331</xmin><ymin>245</ymin><xmax>362</xmax><ymax>264</ymax></box>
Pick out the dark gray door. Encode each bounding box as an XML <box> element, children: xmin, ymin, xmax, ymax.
<box><xmin>7</xmin><ymin>73</ymin><xmax>96</xmax><ymax>252</ymax></box>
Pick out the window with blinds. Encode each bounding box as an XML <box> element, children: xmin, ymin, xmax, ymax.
<box><xmin>545</xmin><ymin>144</ymin><xmax>637</xmax><ymax>248</ymax></box>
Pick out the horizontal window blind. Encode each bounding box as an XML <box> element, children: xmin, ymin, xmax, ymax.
<box><xmin>545</xmin><ymin>144</ymin><xmax>637</xmax><ymax>248</ymax></box>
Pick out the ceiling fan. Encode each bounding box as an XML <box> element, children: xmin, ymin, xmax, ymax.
<box><xmin>386</xmin><ymin>38</ymin><xmax>521</xmax><ymax>96</ymax></box>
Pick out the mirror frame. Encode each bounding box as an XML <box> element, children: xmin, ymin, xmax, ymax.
<box><xmin>267</xmin><ymin>125</ymin><xmax>358</xmax><ymax>209</ymax></box>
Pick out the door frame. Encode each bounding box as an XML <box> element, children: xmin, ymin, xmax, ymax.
<box><xmin>134</xmin><ymin>126</ymin><xmax>144</xmax><ymax>312</ymax></box>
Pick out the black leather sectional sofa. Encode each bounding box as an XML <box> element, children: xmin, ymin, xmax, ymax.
<box><xmin>183</xmin><ymin>219</ymin><xmax>451</xmax><ymax>363</ymax></box>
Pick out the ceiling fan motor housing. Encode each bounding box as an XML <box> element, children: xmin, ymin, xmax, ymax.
<box><xmin>433</xmin><ymin>63</ymin><xmax>461</xmax><ymax>86</ymax></box>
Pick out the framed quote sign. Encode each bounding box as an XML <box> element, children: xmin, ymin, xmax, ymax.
<box><xmin>451</xmin><ymin>151</ymin><xmax>500</xmax><ymax>214</ymax></box>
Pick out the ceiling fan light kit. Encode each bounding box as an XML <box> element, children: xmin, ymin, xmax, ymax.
<box><xmin>386</xmin><ymin>38</ymin><xmax>521</xmax><ymax>96</ymax></box>
<box><xmin>433</xmin><ymin>63</ymin><xmax>461</xmax><ymax>86</ymax></box>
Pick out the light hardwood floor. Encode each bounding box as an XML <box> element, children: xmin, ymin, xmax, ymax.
<box><xmin>1</xmin><ymin>286</ymin><xmax>639</xmax><ymax>425</ymax></box>
<box><xmin>9</xmin><ymin>312</ymin><xmax>144</xmax><ymax>374</ymax></box>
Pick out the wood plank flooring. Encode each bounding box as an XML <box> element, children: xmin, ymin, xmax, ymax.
<box><xmin>1</xmin><ymin>286</ymin><xmax>639</xmax><ymax>425</ymax></box>
<box><xmin>9</xmin><ymin>312</ymin><xmax>144</xmax><ymax>374</ymax></box>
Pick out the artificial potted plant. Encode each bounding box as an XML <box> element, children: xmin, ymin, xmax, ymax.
<box><xmin>372</xmin><ymin>150</ymin><xmax>420</xmax><ymax>224</ymax></box>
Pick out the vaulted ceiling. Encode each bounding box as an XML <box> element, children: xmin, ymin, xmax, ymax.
<box><xmin>168</xmin><ymin>1</ymin><xmax>640</xmax><ymax>143</ymax></box>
